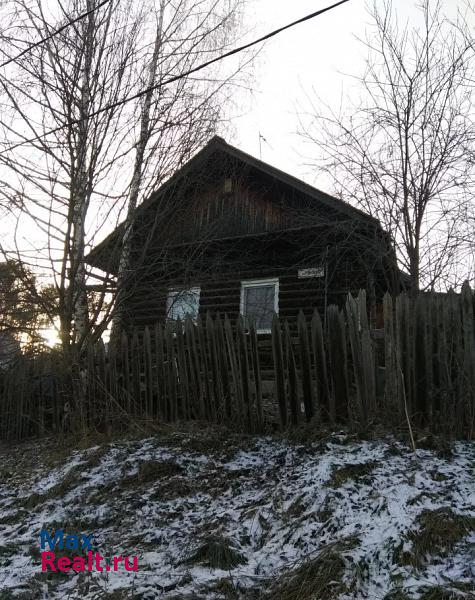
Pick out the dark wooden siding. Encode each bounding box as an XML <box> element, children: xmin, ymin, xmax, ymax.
<box><xmin>134</xmin><ymin>167</ymin><xmax>345</xmax><ymax>250</ymax></box>
<box><xmin>123</xmin><ymin>223</ymin><xmax>391</xmax><ymax>330</ymax></box>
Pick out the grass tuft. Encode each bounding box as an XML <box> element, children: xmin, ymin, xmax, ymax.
<box><xmin>265</xmin><ymin>538</ymin><xmax>358</xmax><ymax>600</ymax></box>
<box><xmin>328</xmin><ymin>461</ymin><xmax>379</xmax><ymax>488</ymax></box>
<box><xmin>138</xmin><ymin>459</ymin><xmax>183</xmax><ymax>482</ymax></box>
<box><xmin>186</xmin><ymin>536</ymin><xmax>247</xmax><ymax>570</ymax></box>
<box><xmin>22</xmin><ymin>465</ymin><xmax>83</xmax><ymax>509</ymax></box>
<box><xmin>121</xmin><ymin>459</ymin><xmax>183</xmax><ymax>488</ymax></box>
<box><xmin>419</xmin><ymin>585</ymin><xmax>469</xmax><ymax>599</ymax></box>
<box><xmin>383</xmin><ymin>591</ymin><xmax>413</xmax><ymax>600</ymax></box>
<box><xmin>402</xmin><ymin>508</ymin><xmax>475</xmax><ymax>567</ymax></box>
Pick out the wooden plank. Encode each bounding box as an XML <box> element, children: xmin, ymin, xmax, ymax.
<box><xmin>326</xmin><ymin>305</ymin><xmax>348</xmax><ymax>423</ymax></box>
<box><xmin>224</xmin><ymin>315</ymin><xmax>244</xmax><ymax>426</ymax></box>
<box><xmin>215</xmin><ymin>314</ymin><xmax>232</xmax><ymax>420</ymax></box>
<box><xmin>121</xmin><ymin>331</ymin><xmax>131</xmax><ymax>415</ymax></box>
<box><xmin>206</xmin><ymin>313</ymin><xmax>221</xmax><ymax>422</ymax></box>
<box><xmin>175</xmin><ymin>319</ymin><xmax>191</xmax><ymax>420</ymax></box>
<box><xmin>155</xmin><ymin>323</ymin><xmax>166</xmax><ymax>420</ymax></box>
<box><xmin>237</xmin><ymin>317</ymin><xmax>252</xmax><ymax>431</ymax></box>
<box><xmin>311</xmin><ymin>308</ymin><xmax>328</xmax><ymax>419</ymax></box>
<box><xmin>165</xmin><ymin>323</ymin><xmax>178</xmax><ymax>422</ymax></box>
<box><xmin>297</xmin><ymin>311</ymin><xmax>315</xmax><ymax>422</ymax></box>
<box><xmin>249</xmin><ymin>320</ymin><xmax>264</xmax><ymax>430</ymax></box>
<box><xmin>143</xmin><ymin>326</ymin><xmax>153</xmax><ymax>419</ymax></box>
<box><xmin>272</xmin><ymin>314</ymin><xmax>287</xmax><ymax>429</ymax></box>
<box><xmin>284</xmin><ymin>320</ymin><xmax>299</xmax><ymax>426</ymax></box>
<box><xmin>131</xmin><ymin>331</ymin><xmax>141</xmax><ymax>418</ymax></box>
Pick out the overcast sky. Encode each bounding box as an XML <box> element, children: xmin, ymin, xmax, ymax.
<box><xmin>1</xmin><ymin>0</ymin><xmax>471</xmax><ymax>263</ymax></box>
<box><xmin>233</xmin><ymin>0</ymin><xmax>470</xmax><ymax>189</ymax></box>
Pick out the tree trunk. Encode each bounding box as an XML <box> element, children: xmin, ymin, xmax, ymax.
<box><xmin>110</xmin><ymin>2</ymin><xmax>165</xmax><ymax>345</ymax></box>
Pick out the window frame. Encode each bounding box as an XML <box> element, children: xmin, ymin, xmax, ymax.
<box><xmin>240</xmin><ymin>277</ymin><xmax>279</xmax><ymax>334</ymax></box>
<box><xmin>166</xmin><ymin>286</ymin><xmax>201</xmax><ymax>323</ymax></box>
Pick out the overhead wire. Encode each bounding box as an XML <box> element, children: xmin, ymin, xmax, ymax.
<box><xmin>0</xmin><ymin>0</ymin><xmax>112</xmax><ymax>69</ymax></box>
<box><xmin>0</xmin><ymin>0</ymin><xmax>351</xmax><ymax>156</ymax></box>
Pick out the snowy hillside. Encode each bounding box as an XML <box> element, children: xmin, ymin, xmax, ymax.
<box><xmin>0</xmin><ymin>428</ymin><xmax>474</xmax><ymax>599</ymax></box>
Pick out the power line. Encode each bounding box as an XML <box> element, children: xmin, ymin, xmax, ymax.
<box><xmin>0</xmin><ymin>0</ymin><xmax>112</xmax><ymax>69</ymax></box>
<box><xmin>0</xmin><ymin>0</ymin><xmax>350</xmax><ymax>156</ymax></box>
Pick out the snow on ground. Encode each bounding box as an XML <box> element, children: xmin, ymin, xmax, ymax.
<box><xmin>0</xmin><ymin>428</ymin><xmax>474</xmax><ymax>599</ymax></box>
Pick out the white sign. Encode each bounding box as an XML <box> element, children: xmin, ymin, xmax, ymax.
<box><xmin>298</xmin><ymin>267</ymin><xmax>324</xmax><ymax>279</ymax></box>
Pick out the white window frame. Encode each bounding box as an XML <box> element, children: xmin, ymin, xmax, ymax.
<box><xmin>240</xmin><ymin>278</ymin><xmax>279</xmax><ymax>334</ymax></box>
<box><xmin>166</xmin><ymin>286</ymin><xmax>201</xmax><ymax>322</ymax></box>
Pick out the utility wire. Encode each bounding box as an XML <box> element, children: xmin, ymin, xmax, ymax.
<box><xmin>0</xmin><ymin>0</ymin><xmax>112</xmax><ymax>69</ymax></box>
<box><xmin>0</xmin><ymin>0</ymin><xmax>350</xmax><ymax>156</ymax></box>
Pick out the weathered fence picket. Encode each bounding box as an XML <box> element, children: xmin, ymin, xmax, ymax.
<box><xmin>1</xmin><ymin>288</ymin><xmax>474</xmax><ymax>440</ymax></box>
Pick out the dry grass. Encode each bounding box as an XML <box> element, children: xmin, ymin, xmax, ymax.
<box><xmin>264</xmin><ymin>538</ymin><xmax>358</xmax><ymax>600</ymax></box>
<box><xmin>138</xmin><ymin>459</ymin><xmax>183</xmax><ymax>482</ymax></box>
<box><xmin>419</xmin><ymin>585</ymin><xmax>470</xmax><ymax>599</ymax></box>
<box><xmin>22</xmin><ymin>465</ymin><xmax>83</xmax><ymax>509</ymax></box>
<box><xmin>383</xmin><ymin>592</ymin><xmax>413</xmax><ymax>600</ymax></box>
<box><xmin>120</xmin><ymin>459</ymin><xmax>183</xmax><ymax>489</ymax></box>
<box><xmin>83</xmin><ymin>446</ymin><xmax>108</xmax><ymax>469</ymax></box>
<box><xmin>402</xmin><ymin>508</ymin><xmax>475</xmax><ymax>567</ymax></box>
<box><xmin>186</xmin><ymin>536</ymin><xmax>247</xmax><ymax>570</ymax></box>
<box><xmin>328</xmin><ymin>461</ymin><xmax>380</xmax><ymax>488</ymax></box>
<box><xmin>416</xmin><ymin>434</ymin><xmax>454</xmax><ymax>459</ymax></box>
<box><xmin>0</xmin><ymin>591</ymin><xmax>36</xmax><ymax>600</ymax></box>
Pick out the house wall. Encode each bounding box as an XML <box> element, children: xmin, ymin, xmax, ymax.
<box><xmin>123</xmin><ymin>226</ymin><xmax>392</xmax><ymax>331</ymax></box>
<box><xmin>114</xmin><ymin>155</ymin><xmax>397</xmax><ymax>332</ymax></box>
<box><xmin>134</xmin><ymin>164</ymin><xmax>344</xmax><ymax>250</ymax></box>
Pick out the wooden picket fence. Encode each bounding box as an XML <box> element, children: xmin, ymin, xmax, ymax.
<box><xmin>1</xmin><ymin>286</ymin><xmax>474</xmax><ymax>440</ymax></box>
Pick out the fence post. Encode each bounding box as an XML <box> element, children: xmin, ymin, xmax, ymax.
<box><xmin>284</xmin><ymin>320</ymin><xmax>299</xmax><ymax>426</ymax></box>
<box><xmin>326</xmin><ymin>305</ymin><xmax>348</xmax><ymax>423</ymax></box>
<box><xmin>383</xmin><ymin>293</ymin><xmax>398</xmax><ymax>421</ymax></box>
<box><xmin>206</xmin><ymin>313</ymin><xmax>221</xmax><ymax>423</ymax></box>
<box><xmin>215</xmin><ymin>314</ymin><xmax>232</xmax><ymax>421</ymax></box>
<box><xmin>311</xmin><ymin>308</ymin><xmax>328</xmax><ymax>419</ymax></box>
<box><xmin>249</xmin><ymin>320</ymin><xmax>264</xmax><ymax>430</ymax></box>
<box><xmin>121</xmin><ymin>331</ymin><xmax>131</xmax><ymax>415</ymax></box>
<box><xmin>143</xmin><ymin>327</ymin><xmax>153</xmax><ymax>420</ymax></box>
<box><xmin>298</xmin><ymin>311</ymin><xmax>315</xmax><ymax>423</ymax></box>
<box><xmin>237</xmin><ymin>316</ymin><xmax>252</xmax><ymax>431</ymax></box>
<box><xmin>461</xmin><ymin>282</ymin><xmax>475</xmax><ymax>439</ymax></box>
<box><xmin>224</xmin><ymin>315</ymin><xmax>244</xmax><ymax>426</ymax></box>
<box><xmin>346</xmin><ymin>293</ymin><xmax>367</xmax><ymax>426</ymax></box>
<box><xmin>272</xmin><ymin>314</ymin><xmax>287</xmax><ymax>429</ymax></box>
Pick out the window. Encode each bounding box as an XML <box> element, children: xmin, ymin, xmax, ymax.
<box><xmin>166</xmin><ymin>287</ymin><xmax>200</xmax><ymax>322</ymax></box>
<box><xmin>240</xmin><ymin>278</ymin><xmax>279</xmax><ymax>333</ymax></box>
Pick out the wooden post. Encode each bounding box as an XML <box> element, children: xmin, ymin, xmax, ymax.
<box><xmin>284</xmin><ymin>321</ymin><xmax>299</xmax><ymax>426</ymax></box>
<box><xmin>249</xmin><ymin>320</ymin><xmax>264</xmax><ymax>430</ymax></box>
<box><xmin>272</xmin><ymin>314</ymin><xmax>287</xmax><ymax>429</ymax></box>
<box><xmin>297</xmin><ymin>311</ymin><xmax>315</xmax><ymax>423</ymax></box>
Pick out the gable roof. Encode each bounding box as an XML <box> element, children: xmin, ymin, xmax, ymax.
<box><xmin>87</xmin><ymin>136</ymin><xmax>380</xmax><ymax>270</ymax></box>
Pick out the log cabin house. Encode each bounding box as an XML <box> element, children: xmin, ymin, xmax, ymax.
<box><xmin>88</xmin><ymin>136</ymin><xmax>399</xmax><ymax>333</ymax></box>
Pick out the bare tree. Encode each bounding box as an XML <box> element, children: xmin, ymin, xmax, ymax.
<box><xmin>110</xmin><ymin>0</ymin><xmax>250</xmax><ymax>341</ymax></box>
<box><xmin>0</xmin><ymin>0</ymin><xmax>250</xmax><ymax>409</ymax></box>
<box><xmin>299</xmin><ymin>0</ymin><xmax>475</xmax><ymax>291</ymax></box>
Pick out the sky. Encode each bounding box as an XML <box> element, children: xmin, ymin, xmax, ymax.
<box><xmin>233</xmin><ymin>0</ymin><xmax>470</xmax><ymax>189</ymax></box>
<box><xmin>0</xmin><ymin>0</ymin><xmax>472</xmax><ymax>345</ymax></box>
<box><xmin>235</xmin><ymin>0</ymin><xmax>370</xmax><ymax>185</ymax></box>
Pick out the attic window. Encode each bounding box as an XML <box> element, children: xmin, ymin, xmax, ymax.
<box><xmin>240</xmin><ymin>278</ymin><xmax>279</xmax><ymax>333</ymax></box>
<box><xmin>224</xmin><ymin>178</ymin><xmax>233</xmax><ymax>193</ymax></box>
<box><xmin>166</xmin><ymin>287</ymin><xmax>200</xmax><ymax>322</ymax></box>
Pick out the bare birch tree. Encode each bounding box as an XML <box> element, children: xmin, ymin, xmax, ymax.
<box><xmin>0</xmin><ymin>0</ymin><xmax>250</xmax><ymax>407</ymax></box>
<box><xmin>110</xmin><ymin>0</ymin><xmax>250</xmax><ymax>341</ymax></box>
<box><xmin>299</xmin><ymin>0</ymin><xmax>475</xmax><ymax>291</ymax></box>
<box><xmin>0</xmin><ymin>0</ymin><xmax>143</xmax><ymax>410</ymax></box>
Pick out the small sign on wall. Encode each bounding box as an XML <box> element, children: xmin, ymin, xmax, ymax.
<box><xmin>298</xmin><ymin>267</ymin><xmax>324</xmax><ymax>279</ymax></box>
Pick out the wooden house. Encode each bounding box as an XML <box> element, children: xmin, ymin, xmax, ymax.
<box><xmin>88</xmin><ymin>136</ymin><xmax>399</xmax><ymax>333</ymax></box>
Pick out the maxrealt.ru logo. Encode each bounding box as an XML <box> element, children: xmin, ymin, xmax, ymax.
<box><xmin>40</xmin><ymin>529</ymin><xmax>138</xmax><ymax>573</ymax></box>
